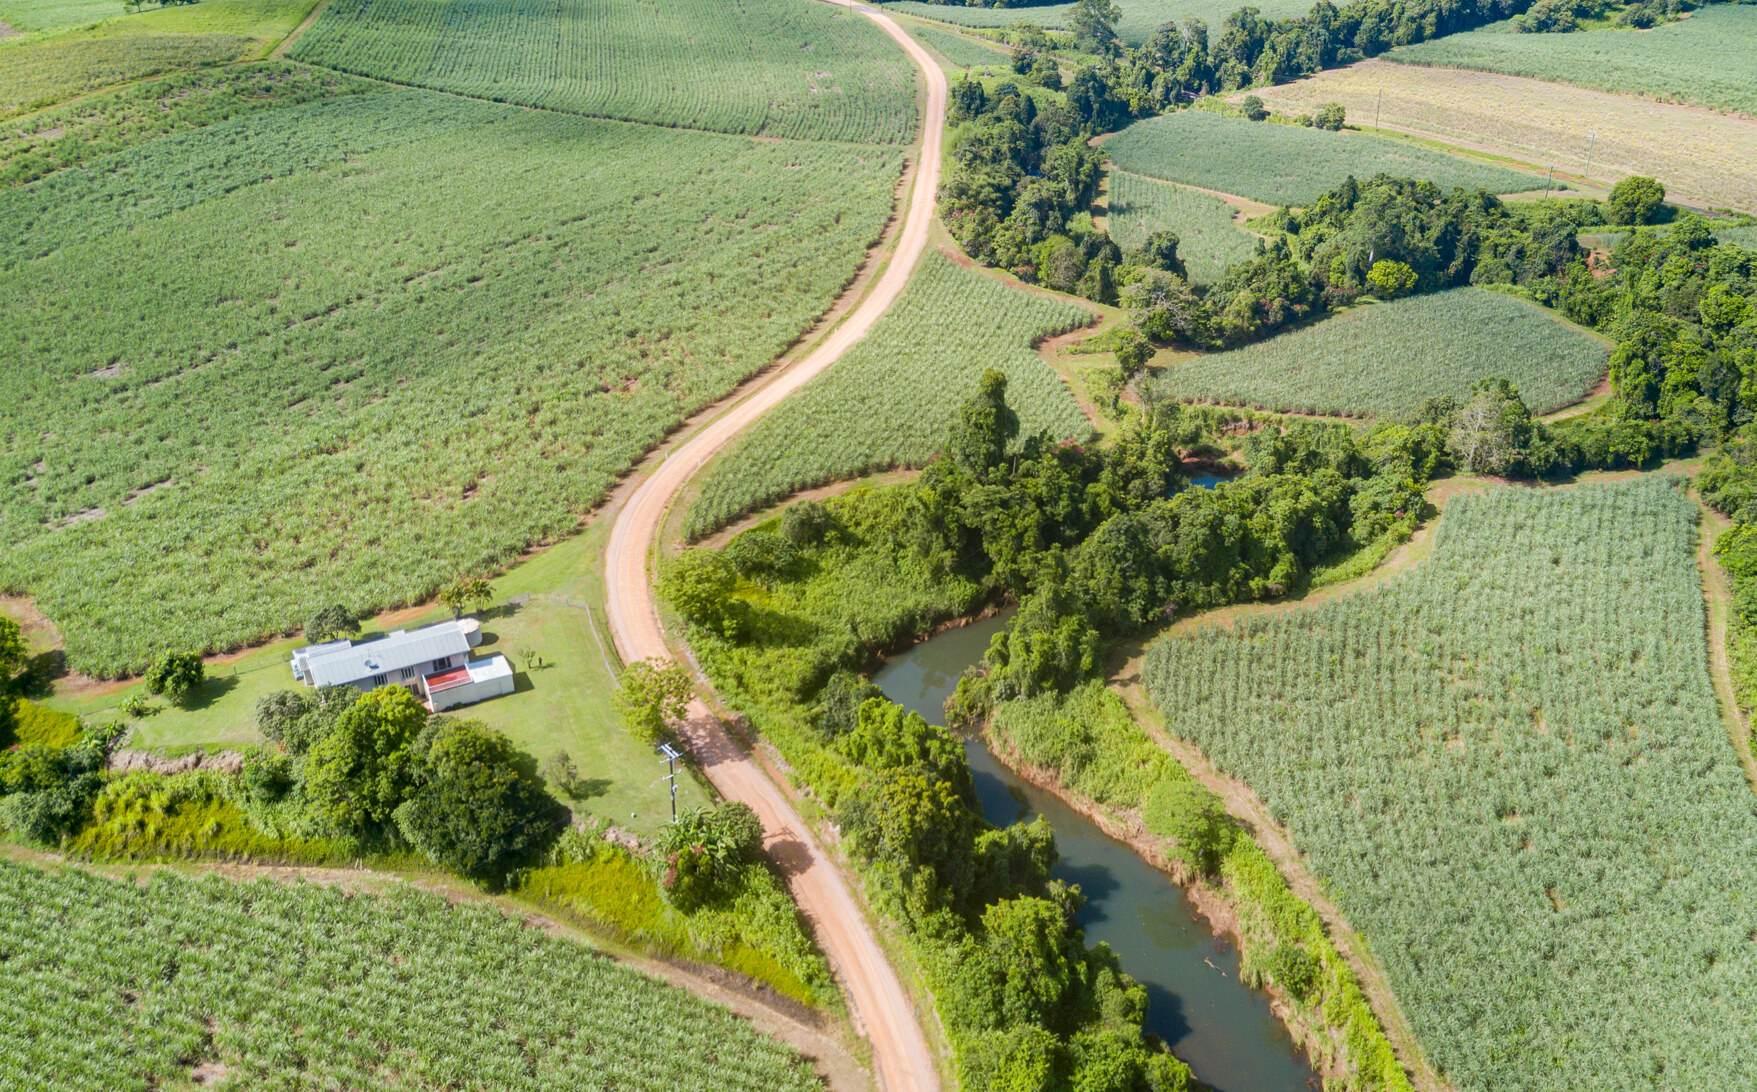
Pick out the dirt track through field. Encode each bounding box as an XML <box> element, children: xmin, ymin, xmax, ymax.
<box><xmin>602</xmin><ymin>2</ymin><xmax>946</xmax><ymax>1088</ymax></box>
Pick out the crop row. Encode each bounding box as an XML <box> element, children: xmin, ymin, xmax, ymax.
<box><xmin>686</xmin><ymin>251</ymin><xmax>1092</xmax><ymax>538</ymax></box>
<box><xmin>291</xmin><ymin>0</ymin><xmax>918</xmax><ymax>145</ymax></box>
<box><xmin>1105</xmin><ymin>169</ymin><xmax>1261</xmax><ymax>284</ymax></box>
<box><xmin>1145</xmin><ymin>479</ymin><xmax>1757</xmax><ymax>1090</ymax></box>
<box><xmin>1105</xmin><ymin>109</ymin><xmax>1544</xmax><ymax>208</ymax></box>
<box><xmin>0</xmin><ymin>87</ymin><xmax>901</xmax><ymax>674</ymax></box>
<box><xmin>0</xmin><ymin>0</ymin><xmax>317</xmax><ymax>119</ymax></box>
<box><xmin>0</xmin><ymin>860</ymin><xmax>821</xmax><ymax>1090</ymax></box>
<box><xmin>1145</xmin><ymin>287</ymin><xmax>1608</xmax><ymax>420</ymax></box>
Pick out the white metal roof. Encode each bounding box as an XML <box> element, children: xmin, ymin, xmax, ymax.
<box><xmin>466</xmin><ymin>654</ymin><xmax>513</xmax><ymax>683</ymax></box>
<box><xmin>300</xmin><ymin>620</ymin><xmax>472</xmax><ymax>689</ymax></box>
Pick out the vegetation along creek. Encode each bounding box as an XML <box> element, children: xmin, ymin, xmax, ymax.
<box><xmin>873</xmin><ymin>612</ymin><xmax>1316</xmax><ymax>1092</ymax></box>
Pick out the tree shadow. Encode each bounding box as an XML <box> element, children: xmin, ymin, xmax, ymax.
<box><xmin>565</xmin><ymin>777</ymin><xmax>611</xmax><ymax>803</ymax></box>
<box><xmin>483</xmin><ymin>599</ymin><xmax>525</xmax><ymax>622</ymax></box>
<box><xmin>179</xmin><ymin>674</ymin><xmax>239</xmax><ymax>712</ymax></box>
<box><xmin>14</xmin><ymin>649</ymin><xmax>66</xmax><ymax>699</ymax></box>
<box><xmin>763</xmin><ymin>835</ymin><xmax>815</xmax><ymax>879</ymax></box>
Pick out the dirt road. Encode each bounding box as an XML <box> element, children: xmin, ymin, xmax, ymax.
<box><xmin>603</xmin><ymin>4</ymin><xmax>946</xmax><ymax>1089</ymax></box>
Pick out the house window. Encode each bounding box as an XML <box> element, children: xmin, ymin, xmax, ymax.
<box><xmin>399</xmin><ymin>667</ymin><xmax>415</xmax><ymax>681</ymax></box>
<box><xmin>431</xmin><ymin>656</ymin><xmax>452</xmax><ymax>671</ymax></box>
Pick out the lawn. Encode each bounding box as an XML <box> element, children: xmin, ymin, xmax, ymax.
<box><xmin>685</xmin><ymin>251</ymin><xmax>1094</xmax><ymax>538</ymax></box>
<box><xmin>886</xmin><ymin>0</ymin><xmax>1312</xmax><ymax>43</ymax></box>
<box><xmin>0</xmin><ymin>858</ymin><xmax>823</xmax><ymax>1089</ymax></box>
<box><xmin>1105</xmin><ymin>168</ymin><xmax>1261</xmax><ymax>283</ymax></box>
<box><xmin>0</xmin><ymin>76</ymin><xmax>902</xmax><ymax>677</ymax></box>
<box><xmin>0</xmin><ymin>0</ymin><xmax>316</xmax><ymax>117</ymax></box>
<box><xmin>1387</xmin><ymin>4</ymin><xmax>1757</xmax><ymax>117</ymax></box>
<box><xmin>1105</xmin><ymin>109</ymin><xmax>1547</xmax><ymax>207</ymax></box>
<box><xmin>1145</xmin><ymin>478</ymin><xmax>1757</xmax><ymax>1090</ymax></box>
<box><xmin>44</xmin><ymin>522</ymin><xmax>712</xmax><ymax>838</ymax></box>
<box><xmin>291</xmin><ymin>0</ymin><xmax>917</xmax><ymax>144</ymax></box>
<box><xmin>1146</xmin><ymin>287</ymin><xmax>1608</xmax><ymax>419</ymax></box>
<box><xmin>1249</xmin><ymin>59</ymin><xmax>1757</xmax><ymax>212</ymax></box>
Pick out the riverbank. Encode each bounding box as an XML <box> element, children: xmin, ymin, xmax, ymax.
<box><xmin>981</xmin><ymin>682</ymin><xmax>1421</xmax><ymax>1092</ymax></box>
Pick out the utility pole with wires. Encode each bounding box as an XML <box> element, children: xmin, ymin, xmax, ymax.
<box><xmin>1583</xmin><ymin>130</ymin><xmax>1597</xmax><ymax>189</ymax></box>
<box><xmin>657</xmin><ymin>742</ymin><xmax>683</xmax><ymax>823</ymax></box>
<box><xmin>1543</xmin><ymin>165</ymin><xmax>1555</xmax><ymax>200</ymax></box>
<box><xmin>1374</xmin><ymin>86</ymin><xmax>1383</xmax><ymax>130</ymax></box>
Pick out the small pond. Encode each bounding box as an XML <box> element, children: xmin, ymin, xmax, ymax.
<box><xmin>1184</xmin><ymin>462</ymin><xmax>1241</xmax><ymax>490</ymax></box>
<box><xmin>873</xmin><ymin>612</ymin><xmax>1316</xmax><ymax>1092</ymax></box>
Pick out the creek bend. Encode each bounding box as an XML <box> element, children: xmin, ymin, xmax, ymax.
<box><xmin>872</xmin><ymin>612</ymin><xmax>1316</xmax><ymax>1092</ymax></box>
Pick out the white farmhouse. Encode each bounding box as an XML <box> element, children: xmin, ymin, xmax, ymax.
<box><xmin>289</xmin><ymin>617</ymin><xmax>515</xmax><ymax>712</ymax></box>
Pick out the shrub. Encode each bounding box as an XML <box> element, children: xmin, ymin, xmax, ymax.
<box><xmin>1313</xmin><ymin>102</ymin><xmax>1346</xmax><ymax>130</ymax></box>
<box><xmin>1364</xmin><ymin>258</ymin><xmax>1418</xmax><ymax>299</ymax></box>
<box><xmin>810</xmin><ymin>670</ymin><xmax>881</xmax><ymax>738</ymax></box>
<box><xmin>143</xmin><ymin>651</ymin><xmax>204</xmax><ymax>706</ymax></box>
<box><xmin>1265</xmin><ymin>943</ymin><xmax>1320</xmax><ymax>1001</ymax></box>
<box><xmin>660</xmin><ymin>551</ymin><xmax>742</xmax><ymax>637</ymax></box>
<box><xmin>1608</xmin><ymin>175</ymin><xmax>1666</xmax><ymax>225</ymax></box>
<box><xmin>780</xmin><ymin>500</ymin><xmax>834</xmax><ymax>546</ymax></box>
<box><xmin>239</xmin><ymin>748</ymin><xmax>296</xmax><ymax>806</ymax></box>
<box><xmin>255</xmin><ymin>689</ymin><xmax>313</xmax><ymax>745</ymax></box>
<box><xmin>613</xmin><ymin>659</ymin><xmax>694</xmax><ymax>744</ymax></box>
<box><xmin>1142</xmin><ymin>776</ymin><xmax>1237</xmax><ymax>877</ymax></box>
<box><xmin>304</xmin><ymin>604</ymin><xmax>359</xmax><ymax>643</ymax></box>
<box><xmin>723</xmin><ymin>531</ymin><xmax>799</xmax><ymax>580</ymax></box>
<box><xmin>1241</xmin><ymin>94</ymin><xmax>1268</xmax><ymax>121</ymax></box>
<box><xmin>654</xmin><ymin>802</ymin><xmax>765</xmax><ymax>910</ymax></box>
<box><xmin>119</xmin><ymin>692</ymin><xmax>159</xmax><ymax>719</ymax></box>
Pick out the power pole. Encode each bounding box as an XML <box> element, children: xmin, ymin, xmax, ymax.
<box><xmin>657</xmin><ymin>742</ymin><xmax>682</xmax><ymax>823</ymax></box>
<box><xmin>1543</xmin><ymin>165</ymin><xmax>1554</xmax><ymax>200</ymax></box>
<box><xmin>1374</xmin><ymin>86</ymin><xmax>1383</xmax><ymax>130</ymax></box>
<box><xmin>1583</xmin><ymin>130</ymin><xmax>1597</xmax><ymax>189</ymax></box>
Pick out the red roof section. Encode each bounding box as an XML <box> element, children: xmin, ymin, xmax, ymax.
<box><xmin>424</xmin><ymin>665</ymin><xmax>472</xmax><ymax>693</ymax></box>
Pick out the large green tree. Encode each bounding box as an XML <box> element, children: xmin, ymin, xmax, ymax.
<box><xmin>303</xmin><ymin>686</ymin><xmax>428</xmax><ymax>833</ymax></box>
<box><xmin>394</xmin><ymin>719</ymin><xmax>557</xmax><ymax>882</ymax></box>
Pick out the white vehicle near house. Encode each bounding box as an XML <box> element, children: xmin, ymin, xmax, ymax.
<box><xmin>289</xmin><ymin>617</ymin><xmax>515</xmax><ymax>711</ymax></box>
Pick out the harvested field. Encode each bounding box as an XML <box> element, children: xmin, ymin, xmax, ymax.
<box><xmin>1247</xmin><ymin>59</ymin><xmax>1757</xmax><ymax>212</ymax></box>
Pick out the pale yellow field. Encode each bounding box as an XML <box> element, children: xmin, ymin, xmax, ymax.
<box><xmin>1246</xmin><ymin>59</ymin><xmax>1757</xmax><ymax>213</ymax></box>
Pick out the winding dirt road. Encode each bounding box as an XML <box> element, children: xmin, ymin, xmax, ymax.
<box><xmin>603</xmin><ymin>4</ymin><xmax>946</xmax><ymax>1089</ymax></box>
